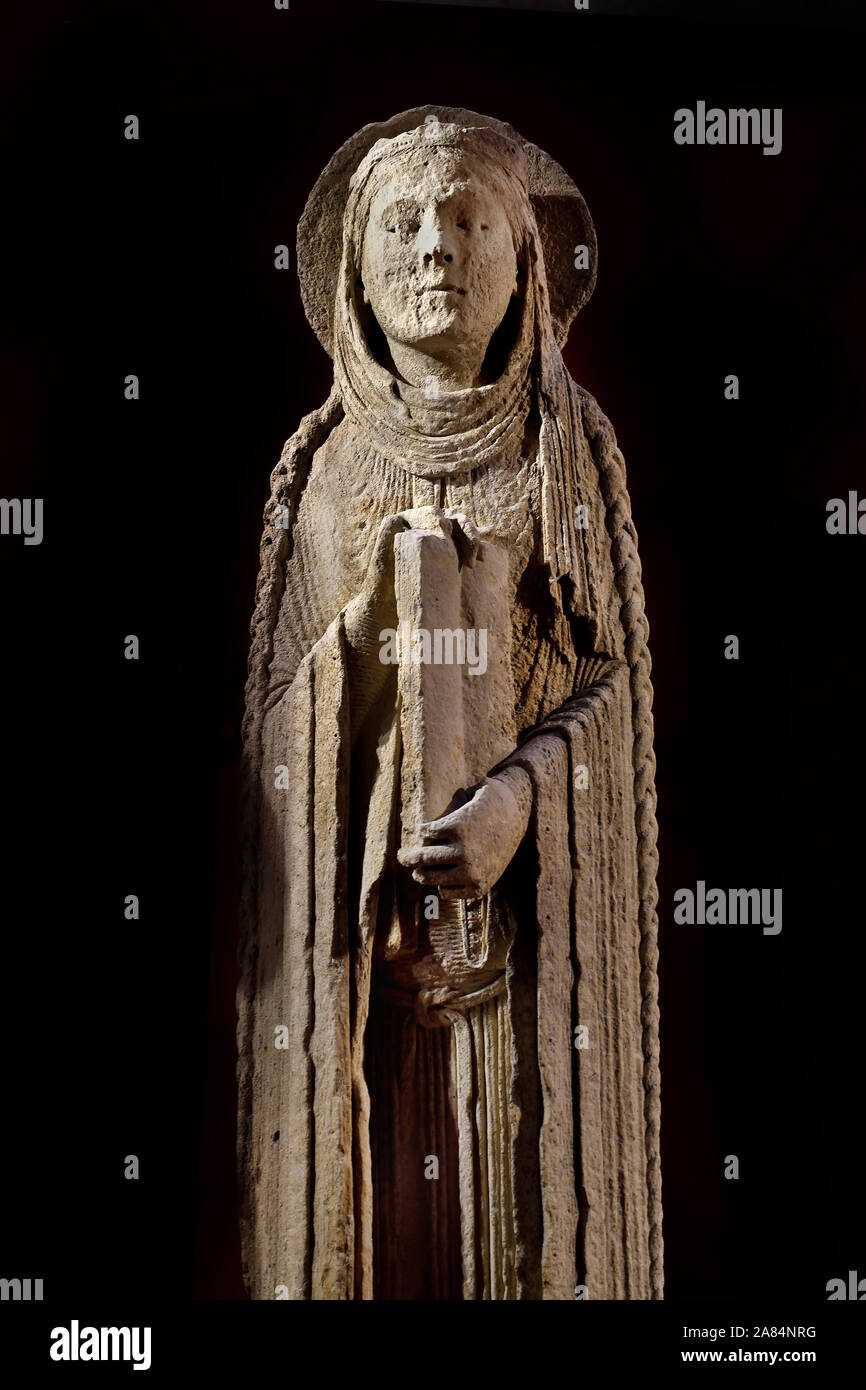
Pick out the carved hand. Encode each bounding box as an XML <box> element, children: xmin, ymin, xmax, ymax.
<box><xmin>344</xmin><ymin>512</ymin><xmax>410</xmax><ymax>659</ymax></box>
<box><xmin>398</xmin><ymin>764</ymin><xmax>532</xmax><ymax>900</ymax></box>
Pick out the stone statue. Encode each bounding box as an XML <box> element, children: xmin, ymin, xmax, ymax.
<box><xmin>237</xmin><ymin>107</ymin><xmax>663</xmax><ymax>1301</ymax></box>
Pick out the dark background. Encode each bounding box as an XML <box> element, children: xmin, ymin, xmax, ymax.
<box><xmin>1</xmin><ymin>0</ymin><xmax>863</xmax><ymax>1308</ymax></box>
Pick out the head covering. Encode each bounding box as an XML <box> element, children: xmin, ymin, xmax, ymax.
<box><xmin>311</xmin><ymin>113</ymin><xmax>588</xmax><ymax>593</ymax></box>
<box><xmin>333</xmin><ymin>120</ymin><xmax>541</xmax><ymax>479</ymax></box>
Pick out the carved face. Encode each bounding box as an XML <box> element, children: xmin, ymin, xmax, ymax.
<box><xmin>359</xmin><ymin>149</ymin><xmax>520</xmax><ymax>360</ymax></box>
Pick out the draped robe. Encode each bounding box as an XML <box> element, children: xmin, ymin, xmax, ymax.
<box><xmin>237</xmin><ymin>365</ymin><xmax>659</xmax><ymax>1300</ymax></box>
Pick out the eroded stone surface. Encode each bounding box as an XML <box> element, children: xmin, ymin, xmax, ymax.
<box><xmin>237</xmin><ymin>107</ymin><xmax>663</xmax><ymax>1301</ymax></box>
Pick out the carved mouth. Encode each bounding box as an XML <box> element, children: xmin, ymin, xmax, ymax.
<box><xmin>418</xmin><ymin>284</ymin><xmax>465</xmax><ymax>296</ymax></box>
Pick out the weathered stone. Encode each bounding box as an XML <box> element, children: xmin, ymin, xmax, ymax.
<box><xmin>237</xmin><ymin>106</ymin><xmax>663</xmax><ymax>1301</ymax></box>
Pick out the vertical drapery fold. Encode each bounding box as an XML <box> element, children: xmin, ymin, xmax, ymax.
<box><xmin>507</xmin><ymin>663</ymin><xmax>651</xmax><ymax>1298</ymax></box>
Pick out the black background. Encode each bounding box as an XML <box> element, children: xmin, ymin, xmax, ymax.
<box><xmin>1</xmin><ymin>0</ymin><xmax>864</xmax><ymax>1314</ymax></box>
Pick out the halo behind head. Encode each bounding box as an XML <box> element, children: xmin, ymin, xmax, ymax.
<box><xmin>298</xmin><ymin>105</ymin><xmax>597</xmax><ymax>357</ymax></box>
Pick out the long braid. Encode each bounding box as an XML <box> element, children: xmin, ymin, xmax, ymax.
<box><xmin>235</xmin><ymin>388</ymin><xmax>343</xmax><ymax>1288</ymax></box>
<box><xmin>582</xmin><ymin>389</ymin><xmax>664</xmax><ymax>1299</ymax></box>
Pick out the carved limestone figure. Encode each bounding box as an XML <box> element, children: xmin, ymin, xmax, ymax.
<box><xmin>237</xmin><ymin>107</ymin><xmax>663</xmax><ymax>1300</ymax></box>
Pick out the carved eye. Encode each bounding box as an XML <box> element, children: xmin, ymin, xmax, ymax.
<box><xmin>457</xmin><ymin>219</ymin><xmax>469</xmax><ymax>231</ymax></box>
<box><xmin>480</xmin><ymin>223</ymin><xmax>489</xmax><ymax>231</ymax></box>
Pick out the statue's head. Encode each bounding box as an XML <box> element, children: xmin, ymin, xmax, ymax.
<box><xmin>345</xmin><ymin>121</ymin><xmax>536</xmax><ymax>388</ymax></box>
<box><xmin>298</xmin><ymin>107</ymin><xmax>597</xmax><ymax>378</ymax></box>
<box><xmin>357</xmin><ymin>142</ymin><xmax>523</xmax><ymax>372</ymax></box>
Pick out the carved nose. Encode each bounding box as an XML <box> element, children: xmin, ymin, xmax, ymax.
<box><xmin>419</xmin><ymin>216</ymin><xmax>454</xmax><ymax>265</ymax></box>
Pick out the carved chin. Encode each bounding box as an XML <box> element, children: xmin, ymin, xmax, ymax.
<box><xmin>403</xmin><ymin>299</ymin><xmax>465</xmax><ymax>339</ymax></box>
